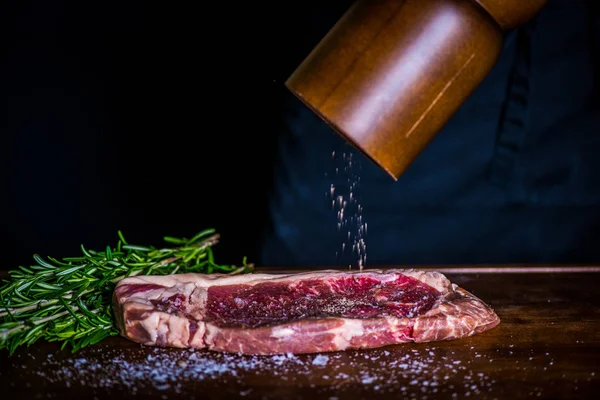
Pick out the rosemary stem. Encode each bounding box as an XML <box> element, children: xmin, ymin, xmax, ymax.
<box><xmin>0</xmin><ymin>324</ymin><xmax>27</xmax><ymax>340</ymax></box>
<box><xmin>0</xmin><ymin>299</ymin><xmax>56</xmax><ymax>317</ymax></box>
<box><xmin>0</xmin><ymin>287</ymin><xmax>100</xmax><ymax>318</ymax></box>
<box><xmin>32</xmin><ymin>309</ymin><xmax>71</xmax><ymax>325</ymax></box>
<box><xmin>0</xmin><ymin>309</ymin><xmax>71</xmax><ymax>341</ymax></box>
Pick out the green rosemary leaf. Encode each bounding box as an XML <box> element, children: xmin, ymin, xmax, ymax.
<box><xmin>89</xmin><ymin>328</ymin><xmax>111</xmax><ymax>345</ymax></box>
<box><xmin>15</xmin><ymin>280</ymin><xmax>34</xmax><ymax>293</ymax></box>
<box><xmin>185</xmin><ymin>228</ymin><xmax>216</xmax><ymax>245</ymax></box>
<box><xmin>26</xmin><ymin>332</ymin><xmax>42</xmax><ymax>347</ymax></box>
<box><xmin>0</xmin><ymin>321</ymin><xmax>22</xmax><ymax>329</ymax></box>
<box><xmin>45</xmin><ymin>256</ymin><xmax>75</xmax><ymax>268</ymax></box>
<box><xmin>75</xmin><ymin>298</ymin><xmax>97</xmax><ymax>320</ymax></box>
<box><xmin>122</xmin><ymin>245</ymin><xmax>152</xmax><ymax>252</ymax></box>
<box><xmin>32</xmin><ymin>255</ymin><xmax>55</xmax><ymax>269</ymax></box>
<box><xmin>9</xmin><ymin>332</ymin><xmax>23</xmax><ymax>355</ymax></box>
<box><xmin>18</xmin><ymin>266</ymin><xmax>34</xmax><ymax>275</ymax></box>
<box><xmin>76</xmin><ymin>329</ymin><xmax>95</xmax><ymax>350</ymax></box>
<box><xmin>55</xmin><ymin>265</ymin><xmax>86</xmax><ymax>277</ymax></box>
<box><xmin>80</xmin><ymin>245</ymin><xmax>92</xmax><ymax>258</ymax></box>
<box><xmin>23</xmin><ymin>324</ymin><xmax>44</xmax><ymax>343</ymax></box>
<box><xmin>163</xmin><ymin>236</ymin><xmax>187</xmax><ymax>244</ymax></box>
<box><xmin>35</xmin><ymin>282</ymin><xmax>63</xmax><ymax>291</ymax></box>
<box><xmin>85</xmin><ymin>256</ymin><xmax>105</xmax><ymax>268</ymax></box>
<box><xmin>117</xmin><ymin>231</ymin><xmax>128</xmax><ymax>245</ymax></box>
<box><xmin>73</xmin><ymin>282</ymin><xmax>91</xmax><ymax>299</ymax></box>
<box><xmin>59</xmin><ymin>298</ymin><xmax>83</xmax><ymax>325</ymax></box>
<box><xmin>121</xmin><ymin>262</ymin><xmax>153</xmax><ymax>267</ymax></box>
<box><xmin>183</xmin><ymin>248</ymin><xmax>202</xmax><ymax>263</ymax></box>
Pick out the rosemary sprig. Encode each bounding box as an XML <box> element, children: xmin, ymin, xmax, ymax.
<box><xmin>0</xmin><ymin>228</ymin><xmax>253</xmax><ymax>355</ymax></box>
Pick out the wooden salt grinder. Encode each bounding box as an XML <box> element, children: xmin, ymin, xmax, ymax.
<box><xmin>285</xmin><ymin>0</ymin><xmax>548</xmax><ymax>180</ymax></box>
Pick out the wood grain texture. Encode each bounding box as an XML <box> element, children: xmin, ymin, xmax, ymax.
<box><xmin>1</xmin><ymin>267</ymin><xmax>599</xmax><ymax>399</ymax></box>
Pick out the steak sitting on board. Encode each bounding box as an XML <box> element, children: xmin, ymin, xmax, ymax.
<box><xmin>112</xmin><ymin>269</ymin><xmax>500</xmax><ymax>354</ymax></box>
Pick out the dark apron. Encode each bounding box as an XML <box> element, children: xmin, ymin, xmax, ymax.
<box><xmin>261</xmin><ymin>0</ymin><xmax>600</xmax><ymax>266</ymax></box>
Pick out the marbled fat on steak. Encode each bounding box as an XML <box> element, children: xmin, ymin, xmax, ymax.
<box><xmin>112</xmin><ymin>270</ymin><xmax>500</xmax><ymax>354</ymax></box>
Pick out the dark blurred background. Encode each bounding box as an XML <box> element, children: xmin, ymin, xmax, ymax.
<box><xmin>2</xmin><ymin>1</ymin><xmax>599</xmax><ymax>270</ymax></box>
<box><xmin>0</xmin><ymin>0</ymin><xmax>357</xmax><ymax>269</ymax></box>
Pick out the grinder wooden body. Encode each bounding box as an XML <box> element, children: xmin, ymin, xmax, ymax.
<box><xmin>285</xmin><ymin>0</ymin><xmax>548</xmax><ymax>180</ymax></box>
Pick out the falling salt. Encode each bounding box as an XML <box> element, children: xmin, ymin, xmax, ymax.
<box><xmin>328</xmin><ymin>150</ymin><xmax>368</xmax><ymax>270</ymax></box>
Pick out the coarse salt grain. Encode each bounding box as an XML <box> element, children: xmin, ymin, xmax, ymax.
<box><xmin>312</xmin><ymin>354</ymin><xmax>329</xmax><ymax>366</ymax></box>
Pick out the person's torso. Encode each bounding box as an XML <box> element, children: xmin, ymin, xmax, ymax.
<box><xmin>262</xmin><ymin>0</ymin><xmax>600</xmax><ymax>266</ymax></box>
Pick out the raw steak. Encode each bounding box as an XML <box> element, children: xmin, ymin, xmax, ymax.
<box><xmin>112</xmin><ymin>269</ymin><xmax>500</xmax><ymax>354</ymax></box>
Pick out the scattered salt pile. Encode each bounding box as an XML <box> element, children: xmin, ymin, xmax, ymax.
<box><xmin>26</xmin><ymin>344</ymin><xmax>500</xmax><ymax>397</ymax></box>
<box><xmin>3</xmin><ymin>340</ymin><xmax>580</xmax><ymax>398</ymax></box>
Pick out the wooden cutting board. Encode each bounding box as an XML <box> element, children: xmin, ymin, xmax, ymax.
<box><xmin>1</xmin><ymin>267</ymin><xmax>599</xmax><ymax>399</ymax></box>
